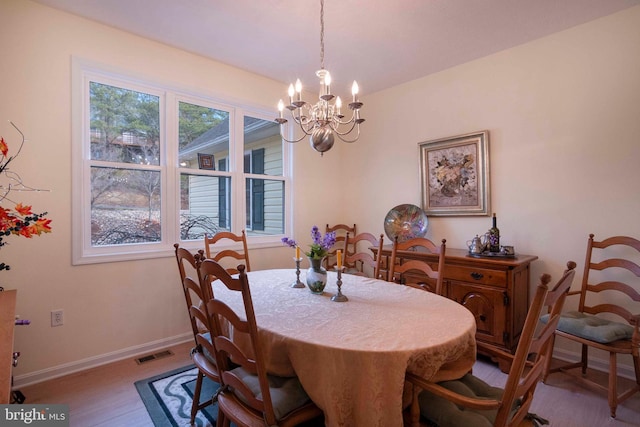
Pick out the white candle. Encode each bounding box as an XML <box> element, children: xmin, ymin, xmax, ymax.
<box><xmin>295</xmin><ymin>79</ymin><xmax>302</xmax><ymax>102</ymax></box>
<box><xmin>277</xmin><ymin>100</ymin><xmax>284</xmax><ymax>118</ymax></box>
<box><xmin>288</xmin><ymin>84</ymin><xmax>295</xmax><ymax>104</ymax></box>
<box><xmin>324</xmin><ymin>72</ymin><xmax>331</xmax><ymax>96</ymax></box>
<box><xmin>351</xmin><ymin>81</ymin><xmax>359</xmax><ymax>102</ymax></box>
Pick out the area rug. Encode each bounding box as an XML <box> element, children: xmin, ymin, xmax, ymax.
<box><xmin>135</xmin><ymin>365</ymin><xmax>219</xmax><ymax>427</ymax></box>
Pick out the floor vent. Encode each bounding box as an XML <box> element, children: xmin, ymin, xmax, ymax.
<box><xmin>135</xmin><ymin>349</ymin><xmax>174</xmax><ymax>365</ymax></box>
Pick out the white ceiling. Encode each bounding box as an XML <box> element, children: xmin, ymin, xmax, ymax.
<box><xmin>33</xmin><ymin>0</ymin><xmax>640</xmax><ymax>94</ymax></box>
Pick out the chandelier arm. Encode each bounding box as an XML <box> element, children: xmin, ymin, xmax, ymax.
<box><xmin>331</xmin><ymin>112</ymin><xmax>357</xmax><ymax>126</ymax></box>
<box><xmin>329</xmin><ymin>121</ymin><xmax>357</xmax><ymax>137</ymax></box>
<box><xmin>279</xmin><ymin>127</ymin><xmax>307</xmax><ymax>144</ymax></box>
<box><xmin>298</xmin><ymin>119</ymin><xmax>316</xmax><ymax>135</ymax></box>
<box><xmin>291</xmin><ymin>107</ymin><xmax>315</xmax><ymax>131</ymax></box>
<box><xmin>332</xmin><ymin>125</ymin><xmax>362</xmax><ymax>143</ymax></box>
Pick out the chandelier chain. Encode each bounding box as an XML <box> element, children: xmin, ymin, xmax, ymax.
<box><xmin>320</xmin><ymin>0</ymin><xmax>325</xmax><ymax>70</ymax></box>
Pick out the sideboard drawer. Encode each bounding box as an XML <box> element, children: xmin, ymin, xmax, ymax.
<box><xmin>446</xmin><ymin>265</ymin><xmax>507</xmax><ymax>287</ymax></box>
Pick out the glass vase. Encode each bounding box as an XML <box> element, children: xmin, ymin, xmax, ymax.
<box><xmin>306</xmin><ymin>256</ymin><xmax>328</xmax><ymax>294</ymax></box>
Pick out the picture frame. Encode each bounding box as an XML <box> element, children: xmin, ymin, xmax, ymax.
<box><xmin>419</xmin><ymin>130</ymin><xmax>490</xmax><ymax>216</ymax></box>
<box><xmin>197</xmin><ymin>153</ymin><xmax>215</xmax><ymax>170</ymax></box>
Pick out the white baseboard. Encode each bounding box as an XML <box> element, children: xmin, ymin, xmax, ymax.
<box><xmin>552</xmin><ymin>346</ymin><xmax>636</xmax><ymax>380</ymax></box>
<box><xmin>12</xmin><ymin>333</ymin><xmax>193</xmax><ymax>389</ymax></box>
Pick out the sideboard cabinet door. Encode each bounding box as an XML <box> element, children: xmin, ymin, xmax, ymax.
<box><xmin>447</xmin><ymin>280</ymin><xmax>506</xmax><ymax>347</ymax></box>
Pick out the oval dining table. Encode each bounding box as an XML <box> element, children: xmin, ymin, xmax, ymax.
<box><xmin>211</xmin><ymin>268</ymin><xmax>477</xmax><ymax>427</ymax></box>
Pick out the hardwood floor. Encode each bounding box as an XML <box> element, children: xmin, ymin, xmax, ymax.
<box><xmin>17</xmin><ymin>341</ymin><xmax>194</xmax><ymax>427</ymax></box>
<box><xmin>15</xmin><ymin>343</ymin><xmax>640</xmax><ymax>426</ymax></box>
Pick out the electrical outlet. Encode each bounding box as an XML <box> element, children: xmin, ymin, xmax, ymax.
<box><xmin>51</xmin><ymin>309</ymin><xmax>64</xmax><ymax>327</ymax></box>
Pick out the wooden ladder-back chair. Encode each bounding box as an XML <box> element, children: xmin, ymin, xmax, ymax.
<box><xmin>204</xmin><ymin>230</ymin><xmax>251</xmax><ymax>274</ymax></box>
<box><xmin>406</xmin><ymin>262</ymin><xmax>576</xmax><ymax>427</ymax></box>
<box><xmin>203</xmin><ymin>260</ymin><xmax>323</xmax><ymax>427</ymax></box>
<box><xmin>325</xmin><ymin>223</ymin><xmax>356</xmax><ymax>269</ymax></box>
<box><xmin>174</xmin><ymin>245</ymin><xmax>220</xmax><ymax>423</ymax></box>
<box><xmin>187</xmin><ymin>275</ymin><xmax>222</xmax><ymax>424</ymax></box>
<box><xmin>343</xmin><ymin>232</ymin><xmax>384</xmax><ymax>280</ymax></box>
<box><xmin>543</xmin><ymin>234</ymin><xmax>640</xmax><ymax>418</ymax></box>
<box><xmin>389</xmin><ymin>237</ymin><xmax>446</xmax><ymax>295</ymax></box>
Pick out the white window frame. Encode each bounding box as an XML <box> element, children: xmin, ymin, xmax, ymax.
<box><xmin>71</xmin><ymin>58</ymin><xmax>293</xmax><ymax>265</ymax></box>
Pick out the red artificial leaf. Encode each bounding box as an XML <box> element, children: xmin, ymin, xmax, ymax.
<box><xmin>15</xmin><ymin>203</ymin><xmax>33</xmax><ymax>216</ymax></box>
<box><xmin>0</xmin><ymin>137</ymin><xmax>7</xmax><ymax>157</ymax></box>
<box><xmin>34</xmin><ymin>218</ymin><xmax>52</xmax><ymax>234</ymax></box>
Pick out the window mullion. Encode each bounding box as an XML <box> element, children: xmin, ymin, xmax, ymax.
<box><xmin>162</xmin><ymin>91</ymin><xmax>179</xmax><ymax>244</ymax></box>
<box><xmin>231</xmin><ymin>109</ymin><xmax>246</xmax><ymax>234</ymax></box>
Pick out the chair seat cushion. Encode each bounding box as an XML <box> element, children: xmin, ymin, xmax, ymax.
<box><xmin>541</xmin><ymin>311</ymin><xmax>634</xmax><ymax>344</ymax></box>
<box><xmin>230</xmin><ymin>367</ymin><xmax>310</xmax><ymax>420</ymax></box>
<box><xmin>418</xmin><ymin>373</ymin><xmax>505</xmax><ymax>427</ymax></box>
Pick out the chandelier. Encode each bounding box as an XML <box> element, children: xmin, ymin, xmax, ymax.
<box><xmin>275</xmin><ymin>0</ymin><xmax>364</xmax><ymax>155</ymax></box>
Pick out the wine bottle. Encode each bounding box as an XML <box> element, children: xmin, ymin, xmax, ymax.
<box><xmin>488</xmin><ymin>213</ymin><xmax>500</xmax><ymax>253</ymax></box>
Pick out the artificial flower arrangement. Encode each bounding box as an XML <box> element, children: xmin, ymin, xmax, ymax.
<box><xmin>0</xmin><ymin>125</ymin><xmax>52</xmax><ymax>272</ymax></box>
<box><xmin>282</xmin><ymin>225</ymin><xmax>336</xmax><ymax>260</ymax></box>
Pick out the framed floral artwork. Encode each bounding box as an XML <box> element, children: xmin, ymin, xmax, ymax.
<box><xmin>419</xmin><ymin>130</ymin><xmax>490</xmax><ymax>216</ymax></box>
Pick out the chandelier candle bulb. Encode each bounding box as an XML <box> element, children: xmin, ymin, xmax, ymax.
<box><xmin>295</xmin><ymin>79</ymin><xmax>303</xmax><ymax>101</ymax></box>
<box><xmin>278</xmin><ymin>100</ymin><xmax>284</xmax><ymax>118</ymax></box>
<box><xmin>352</xmin><ymin>81</ymin><xmax>359</xmax><ymax>102</ymax></box>
<box><xmin>288</xmin><ymin>84</ymin><xmax>295</xmax><ymax>104</ymax></box>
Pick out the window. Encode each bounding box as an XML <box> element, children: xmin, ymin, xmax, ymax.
<box><xmin>72</xmin><ymin>60</ymin><xmax>290</xmax><ymax>264</ymax></box>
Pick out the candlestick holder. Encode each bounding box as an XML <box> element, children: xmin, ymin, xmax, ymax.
<box><xmin>331</xmin><ymin>267</ymin><xmax>348</xmax><ymax>302</ymax></box>
<box><xmin>291</xmin><ymin>257</ymin><xmax>305</xmax><ymax>288</ymax></box>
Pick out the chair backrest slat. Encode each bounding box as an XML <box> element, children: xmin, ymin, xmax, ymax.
<box><xmin>389</xmin><ymin>237</ymin><xmax>446</xmax><ymax>295</ymax></box>
<box><xmin>578</xmin><ymin>233</ymin><xmax>640</xmax><ymax>324</ymax></box>
<box><xmin>204</xmin><ymin>230</ymin><xmax>251</xmax><ymax>273</ymax></box>
<box><xmin>343</xmin><ymin>232</ymin><xmax>384</xmax><ymax>279</ymax></box>
<box><xmin>325</xmin><ymin>223</ymin><xmax>356</xmax><ymax>269</ymax></box>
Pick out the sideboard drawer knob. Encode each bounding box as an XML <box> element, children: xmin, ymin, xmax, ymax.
<box><xmin>470</xmin><ymin>272</ymin><xmax>484</xmax><ymax>280</ymax></box>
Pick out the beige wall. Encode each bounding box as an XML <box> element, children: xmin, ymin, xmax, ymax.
<box><xmin>345</xmin><ymin>6</ymin><xmax>640</xmax><ymax>371</ymax></box>
<box><xmin>2</xmin><ymin>0</ymin><xmax>639</xmax><ymax>384</ymax></box>
<box><xmin>0</xmin><ymin>0</ymin><xmax>342</xmax><ymax>385</ymax></box>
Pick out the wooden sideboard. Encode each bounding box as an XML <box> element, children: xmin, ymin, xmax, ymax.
<box><xmin>0</xmin><ymin>289</ymin><xmax>17</xmax><ymax>404</ymax></box>
<box><xmin>375</xmin><ymin>246</ymin><xmax>538</xmax><ymax>372</ymax></box>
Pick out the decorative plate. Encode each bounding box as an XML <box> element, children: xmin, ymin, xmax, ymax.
<box><xmin>383</xmin><ymin>204</ymin><xmax>429</xmax><ymax>243</ymax></box>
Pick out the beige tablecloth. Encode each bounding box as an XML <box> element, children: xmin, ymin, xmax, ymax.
<box><xmin>212</xmin><ymin>269</ymin><xmax>476</xmax><ymax>427</ymax></box>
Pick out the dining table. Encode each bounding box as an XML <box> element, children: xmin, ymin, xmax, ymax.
<box><xmin>211</xmin><ymin>268</ymin><xmax>477</xmax><ymax>427</ymax></box>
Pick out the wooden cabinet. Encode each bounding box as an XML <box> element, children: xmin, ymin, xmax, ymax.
<box><xmin>375</xmin><ymin>246</ymin><xmax>538</xmax><ymax>372</ymax></box>
<box><xmin>1</xmin><ymin>290</ymin><xmax>17</xmax><ymax>404</ymax></box>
